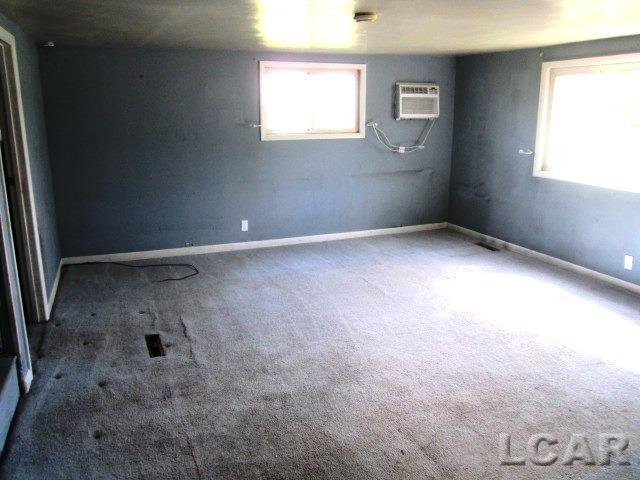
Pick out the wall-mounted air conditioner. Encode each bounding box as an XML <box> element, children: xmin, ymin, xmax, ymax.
<box><xmin>394</xmin><ymin>82</ymin><xmax>439</xmax><ymax>120</ymax></box>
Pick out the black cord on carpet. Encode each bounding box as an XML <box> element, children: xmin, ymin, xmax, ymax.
<box><xmin>68</xmin><ymin>261</ymin><xmax>199</xmax><ymax>282</ymax></box>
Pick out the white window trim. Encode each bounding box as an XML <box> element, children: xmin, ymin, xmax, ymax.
<box><xmin>533</xmin><ymin>52</ymin><xmax>640</xmax><ymax>192</ymax></box>
<box><xmin>259</xmin><ymin>61</ymin><xmax>366</xmax><ymax>141</ymax></box>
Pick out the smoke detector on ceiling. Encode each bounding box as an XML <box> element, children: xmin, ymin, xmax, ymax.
<box><xmin>354</xmin><ymin>12</ymin><xmax>378</xmax><ymax>23</ymax></box>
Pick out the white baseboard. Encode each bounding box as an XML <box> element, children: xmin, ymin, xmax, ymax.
<box><xmin>45</xmin><ymin>260</ymin><xmax>62</xmax><ymax>320</ymax></box>
<box><xmin>62</xmin><ymin>223</ymin><xmax>448</xmax><ymax>265</ymax></box>
<box><xmin>447</xmin><ymin>223</ymin><xmax>640</xmax><ymax>296</ymax></box>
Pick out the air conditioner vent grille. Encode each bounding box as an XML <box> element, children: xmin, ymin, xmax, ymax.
<box><xmin>401</xmin><ymin>97</ymin><xmax>438</xmax><ymax>115</ymax></box>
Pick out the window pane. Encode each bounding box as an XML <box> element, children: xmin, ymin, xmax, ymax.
<box><xmin>545</xmin><ymin>66</ymin><xmax>640</xmax><ymax>191</ymax></box>
<box><xmin>263</xmin><ymin>68</ymin><xmax>311</xmax><ymax>133</ymax></box>
<box><xmin>309</xmin><ymin>71</ymin><xmax>358</xmax><ymax>132</ymax></box>
<box><xmin>260</xmin><ymin>62</ymin><xmax>364</xmax><ymax>139</ymax></box>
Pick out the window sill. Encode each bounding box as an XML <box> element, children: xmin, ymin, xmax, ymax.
<box><xmin>533</xmin><ymin>170</ymin><xmax>640</xmax><ymax>194</ymax></box>
<box><xmin>260</xmin><ymin>131</ymin><xmax>366</xmax><ymax>141</ymax></box>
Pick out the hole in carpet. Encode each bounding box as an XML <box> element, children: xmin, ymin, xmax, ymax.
<box><xmin>145</xmin><ymin>334</ymin><xmax>166</xmax><ymax>358</ymax></box>
<box><xmin>93</xmin><ymin>430</ymin><xmax>104</xmax><ymax>440</ymax></box>
<box><xmin>54</xmin><ymin>373</ymin><xmax>63</xmax><ymax>379</ymax></box>
<box><xmin>476</xmin><ymin>241</ymin><xmax>500</xmax><ymax>251</ymax></box>
<box><xmin>98</xmin><ymin>380</ymin><xmax>108</xmax><ymax>388</ymax></box>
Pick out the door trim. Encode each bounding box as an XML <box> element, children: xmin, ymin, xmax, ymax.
<box><xmin>0</xmin><ymin>26</ymin><xmax>48</xmax><ymax>325</ymax></box>
<box><xmin>0</xmin><ymin>131</ymin><xmax>33</xmax><ymax>391</ymax></box>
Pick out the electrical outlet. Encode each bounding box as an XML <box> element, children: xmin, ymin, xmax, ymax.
<box><xmin>241</xmin><ymin>220</ymin><xmax>248</xmax><ymax>232</ymax></box>
<box><xmin>624</xmin><ymin>255</ymin><xmax>633</xmax><ymax>271</ymax></box>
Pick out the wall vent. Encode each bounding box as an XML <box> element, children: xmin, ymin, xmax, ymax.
<box><xmin>476</xmin><ymin>241</ymin><xmax>500</xmax><ymax>252</ymax></box>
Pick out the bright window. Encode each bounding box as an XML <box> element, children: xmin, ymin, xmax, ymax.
<box><xmin>259</xmin><ymin>61</ymin><xmax>366</xmax><ymax>141</ymax></box>
<box><xmin>534</xmin><ymin>53</ymin><xmax>640</xmax><ymax>193</ymax></box>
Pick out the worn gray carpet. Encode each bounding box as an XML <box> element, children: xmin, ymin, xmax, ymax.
<box><xmin>2</xmin><ymin>230</ymin><xmax>639</xmax><ymax>479</ymax></box>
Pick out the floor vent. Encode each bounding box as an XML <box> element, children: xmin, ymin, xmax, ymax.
<box><xmin>476</xmin><ymin>241</ymin><xmax>500</xmax><ymax>252</ymax></box>
<box><xmin>145</xmin><ymin>334</ymin><xmax>166</xmax><ymax>358</ymax></box>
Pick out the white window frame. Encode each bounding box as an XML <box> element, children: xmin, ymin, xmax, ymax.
<box><xmin>259</xmin><ymin>61</ymin><xmax>366</xmax><ymax>141</ymax></box>
<box><xmin>533</xmin><ymin>52</ymin><xmax>640</xmax><ymax>192</ymax></box>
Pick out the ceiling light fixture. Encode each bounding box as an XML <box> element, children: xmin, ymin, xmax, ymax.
<box><xmin>354</xmin><ymin>12</ymin><xmax>378</xmax><ymax>23</ymax></box>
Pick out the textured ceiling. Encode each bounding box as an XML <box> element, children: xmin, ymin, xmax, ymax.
<box><xmin>1</xmin><ymin>0</ymin><xmax>640</xmax><ymax>54</ymax></box>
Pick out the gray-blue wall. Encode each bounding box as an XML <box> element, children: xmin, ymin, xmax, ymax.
<box><xmin>450</xmin><ymin>35</ymin><xmax>640</xmax><ymax>286</ymax></box>
<box><xmin>0</xmin><ymin>14</ymin><xmax>60</xmax><ymax>295</ymax></box>
<box><xmin>39</xmin><ymin>49</ymin><xmax>455</xmax><ymax>257</ymax></box>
